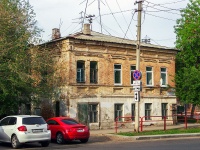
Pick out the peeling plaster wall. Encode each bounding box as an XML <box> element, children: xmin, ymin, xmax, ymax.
<box><xmin>61</xmin><ymin>96</ymin><xmax>176</xmax><ymax>129</ymax></box>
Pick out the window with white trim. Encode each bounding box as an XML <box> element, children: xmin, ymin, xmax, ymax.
<box><xmin>145</xmin><ymin>103</ymin><xmax>152</xmax><ymax>120</ymax></box>
<box><xmin>89</xmin><ymin>104</ymin><xmax>98</xmax><ymax>123</ymax></box>
<box><xmin>90</xmin><ymin>61</ymin><xmax>98</xmax><ymax>83</ymax></box>
<box><xmin>114</xmin><ymin>104</ymin><xmax>123</xmax><ymax>121</ymax></box>
<box><xmin>160</xmin><ymin>68</ymin><xmax>167</xmax><ymax>86</ymax></box>
<box><xmin>146</xmin><ymin>66</ymin><xmax>153</xmax><ymax>86</ymax></box>
<box><xmin>130</xmin><ymin>65</ymin><xmax>136</xmax><ymax>85</ymax></box>
<box><xmin>77</xmin><ymin>61</ymin><xmax>85</xmax><ymax>83</ymax></box>
<box><xmin>114</xmin><ymin>64</ymin><xmax>122</xmax><ymax>85</ymax></box>
<box><xmin>162</xmin><ymin>103</ymin><xmax>168</xmax><ymax>119</ymax></box>
<box><xmin>131</xmin><ymin>104</ymin><xmax>135</xmax><ymax>121</ymax></box>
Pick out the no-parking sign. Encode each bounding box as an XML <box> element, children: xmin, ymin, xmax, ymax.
<box><xmin>133</xmin><ymin>70</ymin><xmax>142</xmax><ymax>80</ymax></box>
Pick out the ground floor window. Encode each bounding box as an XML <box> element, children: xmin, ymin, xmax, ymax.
<box><xmin>114</xmin><ymin>104</ymin><xmax>123</xmax><ymax>121</ymax></box>
<box><xmin>132</xmin><ymin>104</ymin><xmax>135</xmax><ymax>121</ymax></box>
<box><xmin>89</xmin><ymin>104</ymin><xmax>98</xmax><ymax>123</ymax></box>
<box><xmin>162</xmin><ymin>103</ymin><xmax>168</xmax><ymax>119</ymax></box>
<box><xmin>145</xmin><ymin>103</ymin><xmax>152</xmax><ymax>120</ymax></box>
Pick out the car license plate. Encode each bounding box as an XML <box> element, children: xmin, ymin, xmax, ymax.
<box><xmin>77</xmin><ymin>129</ymin><xmax>84</xmax><ymax>132</ymax></box>
<box><xmin>32</xmin><ymin>129</ymin><xmax>43</xmax><ymax>133</ymax></box>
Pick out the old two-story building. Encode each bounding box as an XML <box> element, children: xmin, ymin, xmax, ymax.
<box><xmin>41</xmin><ymin>24</ymin><xmax>178</xmax><ymax>129</ymax></box>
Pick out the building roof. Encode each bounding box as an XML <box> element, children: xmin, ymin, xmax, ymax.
<box><xmin>45</xmin><ymin>29</ymin><xmax>177</xmax><ymax>51</ymax></box>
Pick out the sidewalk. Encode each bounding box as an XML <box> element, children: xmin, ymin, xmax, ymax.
<box><xmin>90</xmin><ymin>123</ymin><xmax>200</xmax><ymax>141</ymax></box>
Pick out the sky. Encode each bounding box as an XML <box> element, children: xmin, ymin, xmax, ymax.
<box><xmin>29</xmin><ymin>0</ymin><xmax>189</xmax><ymax>48</ymax></box>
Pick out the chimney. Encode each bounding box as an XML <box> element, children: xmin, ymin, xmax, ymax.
<box><xmin>52</xmin><ymin>28</ymin><xmax>61</xmax><ymax>40</ymax></box>
<box><xmin>82</xmin><ymin>24</ymin><xmax>91</xmax><ymax>35</ymax></box>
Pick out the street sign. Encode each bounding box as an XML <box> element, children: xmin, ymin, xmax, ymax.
<box><xmin>133</xmin><ymin>70</ymin><xmax>142</xmax><ymax>80</ymax></box>
<box><xmin>133</xmin><ymin>86</ymin><xmax>140</xmax><ymax>91</ymax></box>
<box><xmin>134</xmin><ymin>91</ymin><xmax>140</xmax><ymax>101</ymax></box>
<box><xmin>133</xmin><ymin>80</ymin><xmax>141</xmax><ymax>86</ymax></box>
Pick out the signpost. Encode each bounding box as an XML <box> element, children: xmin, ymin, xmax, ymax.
<box><xmin>134</xmin><ymin>91</ymin><xmax>139</xmax><ymax>101</ymax></box>
<box><xmin>132</xmin><ymin>70</ymin><xmax>142</xmax><ymax>133</ymax></box>
<box><xmin>134</xmin><ymin>0</ymin><xmax>143</xmax><ymax>133</ymax></box>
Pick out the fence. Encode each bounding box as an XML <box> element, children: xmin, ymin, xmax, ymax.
<box><xmin>115</xmin><ymin>114</ymin><xmax>200</xmax><ymax>133</ymax></box>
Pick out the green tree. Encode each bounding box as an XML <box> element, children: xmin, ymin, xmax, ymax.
<box><xmin>174</xmin><ymin>0</ymin><xmax>200</xmax><ymax>114</ymax></box>
<box><xmin>0</xmin><ymin>0</ymin><xmax>56</xmax><ymax>116</ymax></box>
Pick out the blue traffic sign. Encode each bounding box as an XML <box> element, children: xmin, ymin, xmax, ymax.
<box><xmin>133</xmin><ymin>70</ymin><xmax>142</xmax><ymax>80</ymax></box>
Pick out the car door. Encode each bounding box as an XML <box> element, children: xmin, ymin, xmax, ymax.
<box><xmin>4</xmin><ymin>117</ymin><xmax>17</xmax><ymax>142</ymax></box>
<box><xmin>0</xmin><ymin>117</ymin><xmax>11</xmax><ymax>142</ymax></box>
<box><xmin>47</xmin><ymin>120</ymin><xmax>59</xmax><ymax>139</ymax></box>
<box><xmin>0</xmin><ymin>119</ymin><xmax>4</xmax><ymax>141</ymax></box>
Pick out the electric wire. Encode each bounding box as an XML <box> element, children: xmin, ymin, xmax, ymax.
<box><xmin>61</xmin><ymin>23</ymin><xmax>74</xmax><ymax>36</ymax></box>
<box><xmin>145</xmin><ymin>0</ymin><xmax>185</xmax><ymax>11</ymax></box>
<box><xmin>104</xmin><ymin>0</ymin><xmax>127</xmax><ymax>38</ymax></box>
<box><xmin>116</xmin><ymin>0</ymin><xmax>134</xmax><ymax>38</ymax></box>
<box><xmin>143</xmin><ymin>4</ymin><xmax>181</xmax><ymax>15</ymax></box>
<box><xmin>93</xmin><ymin>19</ymin><xmax>112</xmax><ymax>36</ymax></box>
<box><xmin>83</xmin><ymin>0</ymin><xmax>89</xmax><ymax>27</ymax></box>
<box><xmin>121</xmin><ymin>11</ymin><xmax>136</xmax><ymax>43</ymax></box>
<box><xmin>145</xmin><ymin>12</ymin><xmax>176</xmax><ymax>21</ymax></box>
<box><xmin>148</xmin><ymin>0</ymin><xmax>187</xmax><ymax>6</ymax></box>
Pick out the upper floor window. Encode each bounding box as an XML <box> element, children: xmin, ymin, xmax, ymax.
<box><xmin>160</xmin><ymin>68</ymin><xmax>167</xmax><ymax>87</ymax></box>
<box><xmin>130</xmin><ymin>65</ymin><xmax>136</xmax><ymax>85</ymax></box>
<box><xmin>77</xmin><ymin>61</ymin><xmax>85</xmax><ymax>83</ymax></box>
<box><xmin>90</xmin><ymin>61</ymin><xmax>98</xmax><ymax>83</ymax></box>
<box><xmin>146</xmin><ymin>66</ymin><xmax>153</xmax><ymax>86</ymax></box>
<box><xmin>114</xmin><ymin>64</ymin><xmax>122</xmax><ymax>85</ymax></box>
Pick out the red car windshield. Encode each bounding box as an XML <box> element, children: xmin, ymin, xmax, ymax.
<box><xmin>61</xmin><ymin>119</ymin><xmax>79</xmax><ymax>125</ymax></box>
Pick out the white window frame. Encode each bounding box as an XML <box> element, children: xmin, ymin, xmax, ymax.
<box><xmin>90</xmin><ymin>61</ymin><xmax>98</xmax><ymax>83</ymax></box>
<box><xmin>77</xmin><ymin>61</ymin><xmax>85</xmax><ymax>83</ymax></box>
<box><xmin>145</xmin><ymin>103</ymin><xmax>152</xmax><ymax>120</ymax></box>
<box><xmin>161</xmin><ymin>103</ymin><xmax>168</xmax><ymax>119</ymax></box>
<box><xmin>131</xmin><ymin>103</ymin><xmax>135</xmax><ymax>121</ymax></box>
<box><xmin>146</xmin><ymin>66</ymin><xmax>153</xmax><ymax>86</ymax></box>
<box><xmin>114</xmin><ymin>104</ymin><xmax>123</xmax><ymax>121</ymax></box>
<box><xmin>130</xmin><ymin>65</ymin><xmax>136</xmax><ymax>85</ymax></box>
<box><xmin>89</xmin><ymin>104</ymin><xmax>98</xmax><ymax>123</ymax></box>
<box><xmin>114</xmin><ymin>64</ymin><xmax>122</xmax><ymax>85</ymax></box>
<box><xmin>160</xmin><ymin>67</ymin><xmax>167</xmax><ymax>87</ymax></box>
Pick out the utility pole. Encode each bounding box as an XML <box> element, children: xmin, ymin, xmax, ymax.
<box><xmin>135</xmin><ymin>0</ymin><xmax>143</xmax><ymax>133</ymax></box>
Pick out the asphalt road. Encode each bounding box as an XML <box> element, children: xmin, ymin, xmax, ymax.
<box><xmin>1</xmin><ymin>137</ymin><xmax>200</xmax><ymax>150</ymax></box>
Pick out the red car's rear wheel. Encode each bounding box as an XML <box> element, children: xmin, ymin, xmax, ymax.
<box><xmin>56</xmin><ymin>132</ymin><xmax>65</xmax><ymax>144</ymax></box>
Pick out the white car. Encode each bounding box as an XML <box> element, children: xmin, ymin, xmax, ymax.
<box><xmin>0</xmin><ymin>115</ymin><xmax>51</xmax><ymax>149</ymax></box>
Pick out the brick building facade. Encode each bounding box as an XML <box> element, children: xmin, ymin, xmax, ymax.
<box><xmin>42</xmin><ymin>24</ymin><xmax>178</xmax><ymax>129</ymax></box>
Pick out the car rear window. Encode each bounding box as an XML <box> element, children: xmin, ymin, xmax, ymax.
<box><xmin>22</xmin><ymin>117</ymin><xmax>46</xmax><ymax>125</ymax></box>
<box><xmin>61</xmin><ymin>119</ymin><xmax>79</xmax><ymax>125</ymax></box>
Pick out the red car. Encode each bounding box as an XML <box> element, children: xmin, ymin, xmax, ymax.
<box><xmin>46</xmin><ymin>117</ymin><xmax>90</xmax><ymax>144</ymax></box>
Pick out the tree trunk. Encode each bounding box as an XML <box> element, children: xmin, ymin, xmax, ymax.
<box><xmin>190</xmin><ymin>104</ymin><xmax>196</xmax><ymax>118</ymax></box>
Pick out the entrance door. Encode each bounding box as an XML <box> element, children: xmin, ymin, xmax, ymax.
<box><xmin>77</xmin><ymin>103</ymin><xmax>89</xmax><ymax>126</ymax></box>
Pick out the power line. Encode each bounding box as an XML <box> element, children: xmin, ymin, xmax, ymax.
<box><xmin>104</xmin><ymin>0</ymin><xmax>127</xmax><ymax>38</ymax></box>
<box><xmin>96</xmin><ymin>9</ymin><xmax>134</xmax><ymax>17</ymax></box>
<box><xmin>145</xmin><ymin>12</ymin><xmax>176</xmax><ymax>21</ymax></box>
<box><xmin>115</xmin><ymin>0</ymin><xmax>135</xmax><ymax>38</ymax></box>
<box><xmin>143</xmin><ymin>4</ymin><xmax>181</xmax><ymax>15</ymax></box>
<box><xmin>149</xmin><ymin>0</ymin><xmax>187</xmax><ymax>6</ymax></box>
<box><xmin>121</xmin><ymin>11</ymin><xmax>136</xmax><ymax>43</ymax></box>
<box><xmin>83</xmin><ymin>0</ymin><xmax>89</xmax><ymax>27</ymax></box>
<box><xmin>145</xmin><ymin>0</ymin><xmax>186</xmax><ymax>11</ymax></box>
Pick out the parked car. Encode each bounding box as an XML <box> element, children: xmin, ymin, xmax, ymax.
<box><xmin>46</xmin><ymin>117</ymin><xmax>90</xmax><ymax>144</ymax></box>
<box><xmin>0</xmin><ymin>115</ymin><xmax>51</xmax><ymax>149</ymax></box>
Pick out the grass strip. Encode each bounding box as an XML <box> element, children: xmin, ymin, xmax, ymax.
<box><xmin>117</xmin><ymin>127</ymin><xmax>200</xmax><ymax>136</ymax></box>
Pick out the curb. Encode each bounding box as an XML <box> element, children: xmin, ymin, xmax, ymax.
<box><xmin>103</xmin><ymin>133</ymin><xmax>200</xmax><ymax>141</ymax></box>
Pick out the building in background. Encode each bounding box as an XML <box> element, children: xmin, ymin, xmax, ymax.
<box><xmin>39</xmin><ymin>24</ymin><xmax>178</xmax><ymax>129</ymax></box>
